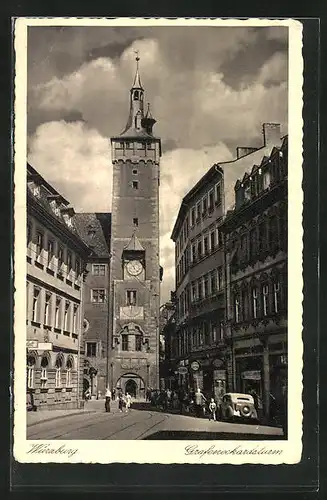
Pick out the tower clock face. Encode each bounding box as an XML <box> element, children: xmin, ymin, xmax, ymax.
<box><xmin>126</xmin><ymin>260</ymin><xmax>143</xmax><ymax>276</ymax></box>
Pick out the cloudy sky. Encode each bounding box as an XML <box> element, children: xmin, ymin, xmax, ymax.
<box><xmin>26</xmin><ymin>24</ymin><xmax>288</xmax><ymax>303</ymax></box>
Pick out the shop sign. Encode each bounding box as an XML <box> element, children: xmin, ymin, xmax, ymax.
<box><xmin>215</xmin><ymin>370</ymin><xmax>226</xmax><ymax>379</ymax></box>
<box><xmin>212</xmin><ymin>358</ymin><xmax>224</xmax><ymax>368</ymax></box>
<box><xmin>178</xmin><ymin>366</ymin><xmax>188</xmax><ymax>375</ymax></box>
<box><xmin>26</xmin><ymin>340</ymin><xmax>38</xmax><ymax>349</ymax></box>
<box><xmin>241</xmin><ymin>370</ymin><xmax>261</xmax><ymax>380</ymax></box>
<box><xmin>26</xmin><ymin>341</ymin><xmax>53</xmax><ymax>351</ymax></box>
<box><xmin>190</xmin><ymin>361</ymin><xmax>200</xmax><ymax>372</ymax></box>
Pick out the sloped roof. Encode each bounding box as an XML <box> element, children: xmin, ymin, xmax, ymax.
<box><xmin>123</xmin><ymin>232</ymin><xmax>144</xmax><ymax>252</ymax></box>
<box><xmin>73</xmin><ymin>213</ymin><xmax>111</xmax><ymax>258</ymax></box>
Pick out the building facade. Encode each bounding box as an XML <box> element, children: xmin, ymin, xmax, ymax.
<box><xmin>109</xmin><ymin>57</ymin><xmax>162</xmax><ymax>398</ymax></box>
<box><xmin>167</xmin><ymin>123</ymin><xmax>284</xmax><ymax>401</ymax></box>
<box><xmin>74</xmin><ymin>212</ymin><xmax>111</xmax><ymax>398</ymax></box>
<box><xmin>221</xmin><ymin>135</ymin><xmax>288</xmax><ymax>418</ymax></box>
<box><xmin>26</xmin><ymin>164</ymin><xmax>90</xmax><ymax>410</ymax></box>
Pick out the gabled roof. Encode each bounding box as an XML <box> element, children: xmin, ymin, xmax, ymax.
<box><xmin>123</xmin><ymin>232</ymin><xmax>144</xmax><ymax>252</ymax></box>
<box><xmin>73</xmin><ymin>213</ymin><xmax>111</xmax><ymax>258</ymax></box>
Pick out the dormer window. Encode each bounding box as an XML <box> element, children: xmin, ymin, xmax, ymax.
<box><xmin>50</xmin><ymin>200</ymin><xmax>60</xmax><ymax>216</ymax></box>
<box><xmin>33</xmin><ymin>185</ymin><xmax>40</xmax><ymax>198</ymax></box>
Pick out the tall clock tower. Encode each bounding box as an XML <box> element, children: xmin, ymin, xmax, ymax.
<box><xmin>109</xmin><ymin>56</ymin><xmax>161</xmax><ymax>397</ymax></box>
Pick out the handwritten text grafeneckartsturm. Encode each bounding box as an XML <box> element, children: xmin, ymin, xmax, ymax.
<box><xmin>185</xmin><ymin>444</ymin><xmax>283</xmax><ymax>459</ymax></box>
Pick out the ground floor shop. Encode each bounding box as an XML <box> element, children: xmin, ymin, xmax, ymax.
<box><xmin>233</xmin><ymin>335</ymin><xmax>287</xmax><ymax>419</ymax></box>
<box><xmin>26</xmin><ymin>347</ymin><xmax>82</xmax><ymax>410</ymax></box>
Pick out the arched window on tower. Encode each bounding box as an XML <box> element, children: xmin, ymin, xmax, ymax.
<box><xmin>133</xmin><ymin>90</ymin><xmax>139</xmax><ymax>100</ymax></box>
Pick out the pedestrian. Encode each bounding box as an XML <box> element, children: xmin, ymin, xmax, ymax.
<box><xmin>172</xmin><ymin>391</ymin><xmax>179</xmax><ymax>410</ymax></box>
<box><xmin>112</xmin><ymin>388</ymin><xmax>116</xmax><ymax>401</ymax></box>
<box><xmin>105</xmin><ymin>387</ymin><xmax>111</xmax><ymax>412</ymax></box>
<box><xmin>118</xmin><ymin>393</ymin><xmax>124</xmax><ymax>412</ymax></box>
<box><xmin>125</xmin><ymin>392</ymin><xmax>132</xmax><ymax>412</ymax></box>
<box><xmin>208</xmin><ymin>398</ymin><xmax>217</xmax><ymax>421</ymax></box>
<box><xmin>166</xmin><ymin>388</ymin><xmax>172</xmax><ymax>408</ymax></box>
<box><xmin>84</xmin><ymin>388</ymin><xmax>91</xmax><ymax>401</ymax></box>
<box><xmin>194</xmin><ymin>388</ymin><xmax>206</xmax><ymax>418</ymax></box>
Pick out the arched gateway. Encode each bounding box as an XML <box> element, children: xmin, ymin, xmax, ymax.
<box><xmin>116</xmin><ymin>373</ymin><xmax>145</xmax><ymax>399</ymax></box>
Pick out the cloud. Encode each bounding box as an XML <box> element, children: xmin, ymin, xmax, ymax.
<box><xmin>27</xmin><ymin>121</ymin><xmax>112</xmax><ymax>212</ymax></box>
<box><xmin>257</xmin><ymin>51</ymin><xmax>288</xmax><ymax>86</ymax></box>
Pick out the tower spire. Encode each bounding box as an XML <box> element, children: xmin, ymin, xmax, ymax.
<box><xmin>132</xmin><ymin>51</ymin><xmax>143</xmax><ymax>90</ymax></box>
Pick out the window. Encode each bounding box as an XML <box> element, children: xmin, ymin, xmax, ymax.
<box><xmin>244</xmin><ymin>184</ymin><xmax>251</xmax><ymax>201</ymax></box>
<box><xmin>92</xmin><ymin>264</ymin><xmax>106</xmax><ymax>276</ymax></box>
<box><xmin>121</xmin><ymin>335</ymin><xmax>129</xmax><ymax>351</ymax></box>
<box><xmin>55</xmin><ymin>297</ymin><xmax>61</xmax><ymax>329</ymax></box>
<box><xmin>258</xmin><ymin>223</ymin><xmax>266</xmax><ymax>252</ymax></box>
<box><xmin>203</xmin><ymin>275</ymin><xmax>209</xmax><ymax>298</ymax></box>
<box><xmin>209</xmin><ymin>189</ymin><xmax>214</xmax><ymax>211</ymax></box>
<box><xmin>191</xmin><ymin>243</ymin><xmax>196</xmax><ymax>262</ymax></box>
<box><xmin>269</xmin><ymin>216</ymin><xmax>278</xmax><ymax>249</ymax></box>
<box><xmin>64</xmin><ymin>301</ymin><xmax>70</xmax><ymax>331</ymax></box>
<box><xmin>235</xmin><ymin>297</ymin><xmax>240</xmax><ymax>323</ymax></box>
<box><xmin>44</xmin><ymin>292</ymin><xmax>52</xmax><ymax>326</ymax></box>
<box><xmin>86</xmin><ymin>342</ymin><xmax>97</xmax><ymax>357</ymax></box>
<box><xmin>241</xmin><ymin>288</ymin><xmax>248</xmax><ymax>321</ymax></box>
<box><xmin>75</xmin><ymin>258</ymin><xmax>81</xmax><ymax>279</ymax></box>
<box><xmin>33</xmin><ymin>185</ymin><xmax>40</xmax><ymax>198</ymax></box>
<box><xmin>133</xmin><ymin>218</ymin><xmax>139</xmax><ymax>227</ymax></box>
<box><xmin>197</xmin><ymin>240</ymin><xmax>202</xmax><ymax>259</ymax></box>
<box><xmin>40</xmin><ymin>356</ymin><xmax>48</xmax><ymax>388</ymax></box>
<box><xmin>196</xmin><ymin>202</ymin><xmax>201</xmax><ymax>221</ymax></box>
<box><xmin>67</xmin><ymin>251</ymin><xmax>72</xmax><ymax>274</ymax></box>
<box><xmin>202</xmin><ymin>196</ymin><xmax>208</xmax><ymax>215</ymax></box>
<box><xmin>252</xmin><ymin>287</ymin><xmax>258</xmax><ymax>318</ymax></box>
<box><xmin>262</xmin><ymin>284</ymin><xmax>269</xmax><ymax>316</ymax></box>
<box><xmin>132</xmin><ymin>169</ymin><xmax>138</xmax><ymax>175</ymax></box>
<box><xmin>199</xmin><ymin>327</ymin><xmax>204</xmax><ymax>345</ymax></box>
<box><xmin>241</xmin><ymin>234</ymin><xmax>247</xmax><ymax>260</ymax></box>
<box><xmin>210</xmin><ymin>271</ymin><xmax>217</xmax><ymax>295</ymax></box>
<box><xmin>204</xmin><ymin>235</ymin><xmax>209</xmax><ymax>254</ymax></box>
<box><xmin>191</xmin><ymin>282</ymin><xmax>197</xmax><ymax>302</ymax></box>
<box><xmin>55</xmin><ymin>356</ymin><xmax>62</xmax><ymax>388</ymax></box>
<box><xmin>219</xmin><ymin>321</ymin><xmax>224</xmax><ymax>340</ymax></box>
<box><xmin>66</xmin><ymin>358</ymin><xmax>73</xmax><ymax>387</ymax></box>
<box><xmin>135</xmin><ymin>335</ymin><xmax>142</xmax><ymax>351</ymax></box>
<box><xmin>263</xmin><ymin>170</ymin><xmax>271</xmax><ymax>190</ymax></box>
<box><xmin>133</xmin><ymin>90</ymin><xmax>139</xmax><ymax>100</ymax></box>
<box><xmin>32</xmin><ymin>287</ymin><xmax>40</xmax><ymax>323</ymax></box>
<box><xmin>191</xmin><ymin>207</ymin><xmax>195</xmax><ymax>226</ymax></box>
<box><xmin>132</xmin><ymin>181</ymin><xmax>139</xmax><ymax>190</ymax></box>
<box><xmin>215</xmin><ymin>183</ymin><xmax>221</xmax><ymax>205</ymax></box>
<box><xmin>217</xmin><ymin>267</ymin><xmax>223</xmax><ymax>290</ymax></box>
<box><xmin>91</xmin><ymin>289</ymin><xmax>106</xmax><ymax>303</ymax></box>
<box><xmin>273</xmin><ymin>280</ymin><xmax>281</xmax><ymax>313</ymax></box>
<box><xmin>216</xmin><ymin>227</ymin><xmax>223</xmax><ymax>248</ymax></box>
<box><xmin>211</xmin><ymin>324</ymin><xmax>217</xmax><ymax>343</ymax></box>
<box><xmin>210</xmin><ymin>231</ymin><xmax>215</xmax><ymax>251</ymax></box>
<box><xmin>27</xmin><ymin>355</ymin><xmax>36</xmax><ymax>389</ymax></box>
<box><xmin>73</xmin><ymin>304</ymin><xmax>78</xmax><ymax>333</ymax></box>
<box><xmin>126</xmin><ymin>290</ymin><xmax>137</xmax><ymax>306</ymax></box>
<box><xmin>36</xmin><ymin>231</ymin><xmax>43</xmax><ymax>262</ymax></box>
<box><xmin>58</xmin><ymin>247</ymin><xmax>64</xmax><ymax>271</ymax></box>
<box><xmin>47</xmin><ymin>239</ymin><xmax>54</xmax><ymax>267</ymax></box>
<box><xmin>249</xmin><ymin>228</ymin><xmax>257</xmax><ymax>259</ymax></box>
<box><xmin>197</xmin><ymin>280</ymin><xmax>202</xmax><ymax>300</ymax></box>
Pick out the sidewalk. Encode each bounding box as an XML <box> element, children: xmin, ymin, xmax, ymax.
<box><xmin>27</xmin><ymin>398</ymin><xmax>111</xmax><ymax>427</ymax></box>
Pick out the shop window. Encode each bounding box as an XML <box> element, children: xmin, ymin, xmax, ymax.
<box><xmin>40</xmin><ymin>356</ymin><xmax>48</xmax><ymax>388</ymax></box>
<box><xmin>55</xmin><ymin>356</ymin><xmax>62</xmax><ymax>388</ymax></box>
<box><xmin>27</xmin><ymin>355</ymin><xmax>36</xmax><ymax>389</ymax></box>
<box><xmin>66</xmin><ymin>358</ymin><xmax>73</xmax><ymax>387</ymax></box>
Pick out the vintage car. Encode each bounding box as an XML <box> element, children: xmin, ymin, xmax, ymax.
<box><xmin>220</xmin><ymin>392</ymin><xmax>258</xmax><ymax>421</ymax></box>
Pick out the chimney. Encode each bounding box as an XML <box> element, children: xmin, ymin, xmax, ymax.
<box><xmin>262</xmin><ymin>123</ymin><xmax>281</xmax><ymax>147</ymax></box>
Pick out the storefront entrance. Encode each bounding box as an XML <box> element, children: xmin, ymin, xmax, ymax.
<box><xmin>125</xmin><ymin>379</ymin><xmax>137</xmax><ymax>397</ymax></box>
<box><xmin>116</xmin><ymin>373</ymin><xmax>145</xmax><ymax>399</ymax></box>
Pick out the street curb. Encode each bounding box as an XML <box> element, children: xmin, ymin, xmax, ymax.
<box><xmin>27</xmin><ymin>409</ymin><xmax>98</xmax><ymax>428</ymax></box>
